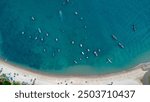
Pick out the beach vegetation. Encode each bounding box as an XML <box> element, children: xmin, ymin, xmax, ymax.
<box><xmin>13</xmin><ymin>81</ymin><xmax>20</xmax><ymax>85</ymax></box>
<box><xmin>0</xmin><ymin>74</ymin><xmax>20</xmax><ymax>85</ymax></box>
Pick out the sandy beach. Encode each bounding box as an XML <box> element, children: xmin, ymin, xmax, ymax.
<box><xmin>0</xmin><ymin>60</ymin><xmax>150</xmax><ymax>85</ymax></box>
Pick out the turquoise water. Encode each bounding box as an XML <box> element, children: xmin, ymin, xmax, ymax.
<box><xmin>0</xmin><ymin>0</ymin><xmax>150</xmax><ymax>75</ymax></box>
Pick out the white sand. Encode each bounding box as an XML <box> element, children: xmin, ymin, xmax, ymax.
<box><xmin>0</xmin><ymin>60</ymin><xmax>150</xmax><ymax>85</ymax></box>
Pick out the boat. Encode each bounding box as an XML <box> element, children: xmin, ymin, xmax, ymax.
<box><xmin>38</xmin><ymin>28</ymin><xmax>42</xmax><ymax>33</ymax></box>
<box><xmin>59</xmin><ymin>10</ymin><xmax>63</xmax><ymax>21</ymax></box>
<box><xmin>31</xmin><ymin>16</ymin><xmax>35</xmax><ymax>21</ymax></box>
<box><xmin>79</xmin><ymin>43</ymin><xmax>83</xmax><ymax>48</ymax></box>
<box><xmin>107</xmin><ymin>58</ymin><xmax>112</xmax><ymax>64</ymax></box>
<box><xmin>63</xmin><ymin>0</ymin><xmax>70</xmax><ymax>5</ymax></box>
<box><xmin>118</xmin><ymin>42</ymin><xmax>125</xmax><ymax>49</ymax></box>
<box><xmin>74</xmin><ymin>60</ymin><xmax>78</xmax><ymax>64</ymax></box>
<box><xmin>65</xmin><ymin>0</ymin><xmax>70</xmax><ymax>4</ymax></box>
<box><xmin>111</xmin><ymin>34</ymin><xmax>118</xmax><ymax>41</ymax></box>
<box><xmin>81</xmin><ymin>51</ymin><xmax>85</xmax><ymax>55</ymax></box>
<box><xmin>93</xmin><ymin>51</ymin><xmax>98</xmax><ymax>57</ymax></box>
<box><xmin>132</xmin><ymin>24</ymin><xmax>136</xmax><ymax>32</ymax></box>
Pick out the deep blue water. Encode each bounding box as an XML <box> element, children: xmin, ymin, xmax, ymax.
<box><xmin>0</xmin><ymin>0</ymin><xmax>150</xmax><ymax>75</ymax></box>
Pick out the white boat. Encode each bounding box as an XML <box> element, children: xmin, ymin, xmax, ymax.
<box><xmin>71</xmin><ymin>41</ymin><xmax>75</xmax><ymax>45</ymax></box>
<box><xmin>74</xmin><ymin>60</ymin><xmax>78</xmax><ymax>64</ymax></box>
<box><xmin>59</xmin><ymin>10</ymin><xmax>63</xmax><ymax>21</ymax></box>
<box><xmin>74</xmin><ymin>11</ymin><xmax>78</xmax><ymax>15</ymax></box>
<box><xmin>118</xmin><ymin>42</ymin><xmax>125</xmax><ymax>49</ymax></box>
<box><xmin>31</xmin><ymin>16</ymin><xmax>35</xmax><ymax>21</ymax></box>
<box><xmin>66</xmin><ymin>0</ymin><xmax>70</xmax><ymax>3</ymax></box>
<box><xmin>38</xmin><ymin>28</ymin><xmax>42</xmax><ymax>33</ymax></box>
<box><xmin>107</xmin><ymin>58</ymin><xmax>112</xmax><ymax>64</ymax></box>
<box><xmin>111</xmin><ymin>34</ymin><xmax>118</xmax><ymax>40</ymax></box>
<box><xmin>81</xmin><ymin>51</ymin><xmax>85</xmax><ymax>55</ymax></box>
<box><xmin>94</xmin><ymin>51</ymin><xmax>98</xmax><ymax>57</ymax></box>
<box><xmin>79</xmin><ymin>44</ymin><xmax>83</xmax><ymax>48</ymax></box>
<box><xmin>55</xmin><ymin>38</ymin><xmax>58</xmax><ymax>42</ymax></box>
<box><xmin>46</xmin><ymin>33</ymin><xmax>49</xmax><ymax>37</ymax></box>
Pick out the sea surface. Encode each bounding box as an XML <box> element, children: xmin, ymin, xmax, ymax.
<box><xmin>0</xmin><ymin>0</ymin><xmax>150</xmax><ymax>75</ymax></box>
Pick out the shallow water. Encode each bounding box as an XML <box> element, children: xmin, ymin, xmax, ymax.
<box><xmin>0</xmin><ymin>0</ymin><xmax>150</xmax><ymax>75</ymax></box>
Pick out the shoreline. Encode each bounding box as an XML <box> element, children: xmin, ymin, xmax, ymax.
<box><xmin>0</xmin><ymin>60</ymin><xmax>150</xmax><ymax>85</ymax></box>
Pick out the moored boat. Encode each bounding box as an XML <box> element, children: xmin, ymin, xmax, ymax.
<box><xmin>111</xmin><ymin>34</ymin><xmax>118</xmax><ymax>41</ymax></box>
<box><xmin>107</xmin><ymin>58</ymin><xmax>112</xmax><ymax>64</ymax></box>
<box><xmin>118</xmin><ymin>42</ymin><xmax>125</xmax><ymax>49</ymax></box>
